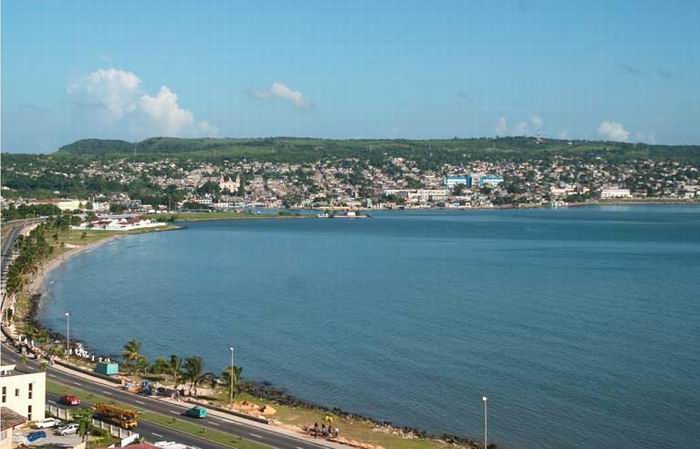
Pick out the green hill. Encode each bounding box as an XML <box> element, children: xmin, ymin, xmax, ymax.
<box><xmin>54</xmin><ymin>136</ymin><xmax>700</xmax><ymax>164</ymax></box>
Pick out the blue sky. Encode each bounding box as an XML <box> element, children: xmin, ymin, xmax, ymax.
<box><xmin>2</xmin><ymin>0</ymin><xmax>699</xmax><ymax>152</ymax></box>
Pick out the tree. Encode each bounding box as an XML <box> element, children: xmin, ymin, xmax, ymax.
<box><xmin>169</xmin><ymin>354</ymin><xmax>183</xmax><ymax>380</ymax></box>
<box><xmin>122</xmin><ymin>340</ymin><xmax>147</xmax><ymax>373</ymax></box>
<box><xmin>182</xmin><ymin>356</ymin><xmax>216</xmax><ymax>396</ymax></box>
<box><xmin>73</xmin><ymin>408</ymin><xmax>94</xmax><ymax>444</ymax></box>
<box><xmin>221</xmin><ymin>365</ymin><xmax>243</xmax><ymax>402</ymax></box>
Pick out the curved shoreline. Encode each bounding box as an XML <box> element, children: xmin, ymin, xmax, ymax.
<box><xmin>23</xmin><ymin>222</ymin><xmax>483</xmax><ymax>449</ymax></box>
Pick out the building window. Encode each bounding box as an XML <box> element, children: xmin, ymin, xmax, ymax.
<box><xmin>15</xmin><ymin>388</ymin><xmax>19</xmax><ymax>397</ymax></box>
<box><xmin>1</xmin><ymin>386</ymin><xmax>5</xmax><ymax>403</ymax></box>
<box><xmin>28</xmin><ymin>383</ymin><xmax>33</xmax><ymax>400</ymax></box>
<box><xmin>28</xmin><ymin>405</ymin><xmax>32</xmax><ymax>421</ymax></box>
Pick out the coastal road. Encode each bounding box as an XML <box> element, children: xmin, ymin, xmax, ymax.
<box><xmin>1</xmin><ymin>218</ymin><xmax>43</xmax><ymax>276</ymax></box>
<box><xmin>2</xmin><ymin>344</ymin><xmax>332</xmax><ymax>449</ymax></box>
<box><xmin>46</xmin><ymin>391</ymin><xmax>229</xmax><ymax>449</ymax></box>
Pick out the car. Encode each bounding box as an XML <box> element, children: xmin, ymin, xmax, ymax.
<box><xmin>185</xmin><ymin>406</ymin><xmax>207</xmax><ymax>418</ymax></box>
<box><xmin>61</xmin><ymin>394</ymin><xmax>80</xmax><ymax>406</ymax></box>
<box><xmin>35</xmin><ymin>418</ymin><xmax>61</xmax><ymax>429</ymax></box>
<box><xmin>27</xmin><ymin>431</ymin><xmax>47</xmax><ymax>442</ymax></box>
<box><xmin>55</xmin><ymin>423</ymin><xmax>79</xmax><ymax>436</ymax></box>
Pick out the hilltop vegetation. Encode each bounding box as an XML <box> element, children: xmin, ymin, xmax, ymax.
<box><xmin>2</xmin><ymin>137</ymin><xmax>698</xmax><ymax>205</ymax></box>
<box><xmin>53</xmin><ymin>136</ymin><xmax>700</xmax><ymax>165</ymax></box>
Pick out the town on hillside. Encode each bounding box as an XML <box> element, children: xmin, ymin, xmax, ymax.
<box><xmin>2</xmin><ymin>142</ymin><xmax>699</xmax><ymax>218</ymax></box>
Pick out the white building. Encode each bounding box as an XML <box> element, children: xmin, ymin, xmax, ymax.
<box><xmin>0</xmin><ymin>365</ymin><xmax>46</xmax><ymax>423</ymax></box>
<box><xmin>218</xmin><ymin>175</ymin><xmax>240</xmax><ymax>192</ymax></box>
<box><xmin>600</xmin><ymin>187</ymin><xmax>632</xmax><ymax>199</ymax></box>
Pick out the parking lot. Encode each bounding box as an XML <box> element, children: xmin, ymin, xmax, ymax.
<box><xmin>15</xmin><ymin>428</ymin><xmax>83</xmax><ymax>448</ymax></box>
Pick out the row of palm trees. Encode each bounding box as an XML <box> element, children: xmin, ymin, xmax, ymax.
<box><xmin>4</xmin><ymin>212</ymin><xmax>77</xmax><ymax>300</ymax></box>
<box><xmin>122</xmin><ymin>339</ymin><xmax>243</xmax><ymax>400</ymax></box>
<box><xmin>5</xmin><ymin>223</ymin><xmax>55</xmax><ymax>298</ymax></box>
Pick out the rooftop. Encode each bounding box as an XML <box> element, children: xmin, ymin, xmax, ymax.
<box><xmin>1</xmin><ymin>406</ymin><xmax>27</xmax><ymax>431</ymax></box>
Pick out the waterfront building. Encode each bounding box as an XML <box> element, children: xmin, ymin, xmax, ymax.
<box><xmin>478</xmin><ymin>175</ymin><xmax>504</xmax><ymax>188</ymax></box>
<box><xmin>0</xmin><ymin>364</ymin><xmax>46</xmax><ymax>423</ymax></box>
<box><xmin>443</xmin><ymin>175</ymin><xmax>470</xmax><ymax>188</ymax></box>
<box><xmin>600</xmin><ymin>187</ymin><xmax>632</xmax><ymax>199</ymax></box>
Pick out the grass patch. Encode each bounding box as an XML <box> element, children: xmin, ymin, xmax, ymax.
<box><xmin>212</xmin><ymin>392</ymin><xmax>455</xmax><ymax>449</ymax></box>
<box><xmin>47</xmin><ymin>381</ymin><xmax>270</xmax><ymax>449</ymax></box>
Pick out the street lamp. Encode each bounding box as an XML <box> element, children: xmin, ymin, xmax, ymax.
<box><xmin>482</xmin><ymin>395</ymin><xmax>488</xmax><ymax>449</ymax></box>
<box><xmin>229</xmin><ymin>346</ymin><xmax>234</xmax><ymax>403</ymax></box>
<box><xmin>65</xmin><ymin>312</ymin><xmax>70</xmax><ymax>355</ymax></box>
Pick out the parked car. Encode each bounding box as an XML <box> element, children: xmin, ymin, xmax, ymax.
<box><xmin>61</xmin><ymin>394</ymin><xmax>80</xmax><ymax>406</ymax></box>
<box><xmin>35</xmin><ymin>417</ymin><xmax>61</xmax><ymax>428</ymax></box>
<box><xmin>185</xmin><ymin>406</ymin><xmax>208</xmax><ymax>418</ymax></box>
<box><xmin>27</xmin><ymin>431</ymin><xmax>47</xmax><ymax>442</ymax></box>
<box><xmin>55</xmin><ymin>423</ymin><xmax>79</xmax><ymax>436</ymax></box>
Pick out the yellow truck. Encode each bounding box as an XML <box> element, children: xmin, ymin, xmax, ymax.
<box><xmin>94</xmin><ymin>403</ymin><xmax>139</xmax><ymax>429</ymax></box>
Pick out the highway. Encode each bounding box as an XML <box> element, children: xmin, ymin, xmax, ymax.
<box><xmin>46</xmin><ymin>391</ymin><xmax>229</xmax><ymax>449</ymax></box>
<box><xmin>2</xmin><ymin>345</ymin><xmax>330</xmax><ymax>449</ymax></box>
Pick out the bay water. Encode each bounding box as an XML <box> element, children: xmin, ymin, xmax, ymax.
<box><xmin>38</xmin><ymin>206</ymin><xmax>700</xmax><ymax>449</ymax></box>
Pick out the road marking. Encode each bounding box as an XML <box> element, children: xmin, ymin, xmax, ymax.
<box><xmin>72</xmin><ymin>381</ymin><xmax>81</xmax><ymax>386</ymax></box>
<box><xmin>48</xmin><ymin>373</ymin><xmax>57</xmax><ymax>378</ymax></box>
<box><xmin>102</xmin><ymin>391</ymin><xmax>113</xmax><ymax>396</ymax></box>
<box><xmin>135</xmin><ymin>400</ymin><xmax>145</xmax><ymax>404</ymax></box>
<box><xmin>297</xmin><ymin>446</ymin><xmax>305</xmax><ymax>449</ymax></box>
<box><xmin>152</xmin><ymin>433</ymin><xmax>163</xmax><ymax>438</ymax></box>
<box><xmin>170</xmin><ymin>410</ymin><xmax>180</xmax><ymax>414</ymax></box>
<box><xmin>249</xmin><ymin>433</ymin><xmax>263</xmax><ymax>439</ymax></box>
<box><xmin>210</xmin><ymin>421</ymin><xmax>220</xmax><ymax>426</ymax></box>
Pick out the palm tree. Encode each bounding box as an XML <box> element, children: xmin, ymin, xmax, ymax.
<box><xmin>182</xmin><ymin>356</ymin><xmax>216</xmax><ymax>396</ymax></box>
<box><xmin>73</xmin><ymin>408</ymin><xmax>94</xmax><ymax>445</ymax></box>
<box><xmin>221</xmin><ymin>365</ymin><xmax>243</xmax><ymax>402</ymax></box>
<box><xmin>169</xmin><ymin>354</ymin><xmax>183</xmax><ymax>382</ymax></box>
<box><xmin>122</xmin><ymin>340</ymin><xmax>146</xmax><ymax>373</ymax></box>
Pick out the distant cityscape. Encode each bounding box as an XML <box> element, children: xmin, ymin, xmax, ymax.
<box><xmin>2</xmin><ymin>152</ymin><xmax>699</xmax><ymax>218</ymax></box>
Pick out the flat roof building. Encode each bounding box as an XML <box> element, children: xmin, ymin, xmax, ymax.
<box><xmin>0</xmin><ymin>364</ymin><xmax>46</xmax><ymax>424</ymax></box>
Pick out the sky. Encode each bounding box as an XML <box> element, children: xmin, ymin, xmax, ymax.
<box><xmin>2</xmin><ymin>0</ymin><xmax>699</xmax><ymax>153</ymax></box>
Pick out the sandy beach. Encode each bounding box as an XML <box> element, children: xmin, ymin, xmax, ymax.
<box><xmin>27</xmin><ymin>234</ymin><xmax>124</xmax><ymax>299</ymax></box>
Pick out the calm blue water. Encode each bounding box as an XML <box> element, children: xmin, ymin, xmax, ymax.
<box><xmin>38</xmin><ymin>206</ymin><xmax>700</xmax><ymax>449</ymax></box>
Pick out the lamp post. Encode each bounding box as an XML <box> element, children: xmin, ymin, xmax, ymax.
<box><xmin>482</xmin><ymin>395</ymin><xmax>488</xmax><ymax>449</ymax></box>
<box><xmin>229</xmin><ymin>346</ymin><xmax>234</xmax><ymax>403</ymax></box>
<box><xmin>65</xmin><ymin>312</ymin><xmax>70</xmax><ymax>355</ymax></box>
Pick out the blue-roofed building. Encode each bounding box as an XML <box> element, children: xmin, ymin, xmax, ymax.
<box><xmin>479</xmin><ymin>175</ymin><xmax>504</xmax><ymax>187</ymax></box>
<box><xmin>443</xmin><ymin>175</ymin><xmax>470</xmax><ymax>188</ymax></box>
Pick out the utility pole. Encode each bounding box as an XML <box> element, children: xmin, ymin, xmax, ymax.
<box><xmin>482</xmin><ymin>395</ymin><xmax>488</xmax><ymax>449</ymax></box>
<box><xmin>65</xmin><ymin>312</ymin><xmax>70</xmax><ymax>354</ymax></box>
<box><xmin>229</xmin><ymin>346</ymin><xmax>234</xmax><ymax>403</ymax></box>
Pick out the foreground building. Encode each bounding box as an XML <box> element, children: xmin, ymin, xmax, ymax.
<box><xmin>0</xmin><ymin>407</ymin><xmax>27</xmax><ymax>449</ymax></box>
<box><xmin>0</xmin><ymin>364</ymin><xmax>46</xmax><ymax>423</ymax></box>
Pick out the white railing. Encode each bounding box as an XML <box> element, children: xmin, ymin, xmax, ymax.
<box><xmin>46</xmin><ymin>403</ymin><xmax>139</xmax><ymax>441</ymax></box>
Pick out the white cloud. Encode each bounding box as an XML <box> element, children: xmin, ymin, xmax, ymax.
<box><xmin>515</xmin><ymin>121</ymin><xmax>530</xmax><ymax>135</ymax></box>
<box><xmin>252</xmin><ymin>82</ymin><xmax>313</xmax><ymax>109</ymax></box>
<box><xmin>68</xmin><ymin>68</ymin><xmax>215</xmax><ymax>138</ymax></box>
<box><xmin>598</xmin><ymin>121</ymin><xmax>630</xmax><ymax>142</ymax></box>
<box><xmin>68</xmin><ymin>68</ymin><xmax>141</xmax><ymax>118</ymax></box>
<box><xmin>506</xmin><ymin>115</ymin><xmax>544</xmax><ymax>136</ymax></box>
<box><xmin>495</xmin><ymin>117</ymin><xmax>507</xmax><ymax>135</ymax></box>
<box><xmin>139</xmin><ymin>87</ymin><xmax>194</xmax><ymax>135</ymax></box>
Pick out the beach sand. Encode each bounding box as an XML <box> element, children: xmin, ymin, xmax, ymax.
<box><xmin>27</xmin><ymin>234</ymin><xmax>124</xmax><ymax>298</ymax></box>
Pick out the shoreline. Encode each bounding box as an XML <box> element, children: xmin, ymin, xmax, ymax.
<box><xmin>13</xmin><ymin>202</ymin><xmax>697</xmax><ymax>448</ymax></box>
<box><xmin>16</xmin><ymin>220</ymin><xmax>483</xmax><ymax>449</ymax></box>
<box><xmin>27</xmin><ymin>234</ymin><xmax>124</xmax><ymax>299</ymax></box>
